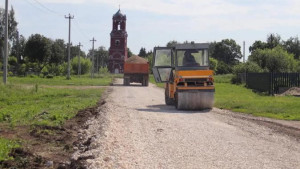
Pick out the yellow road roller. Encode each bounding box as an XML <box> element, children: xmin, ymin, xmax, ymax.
<box><xmin>152</xmin><ymin>42</ymin><xmax>215</xmax><ymax>110</ymax></box>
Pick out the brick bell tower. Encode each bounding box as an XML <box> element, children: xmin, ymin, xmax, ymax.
<box><xmin>108</xmin><ymin>9</ymin><xmax>128</xmax><ymax>73</ymax></box>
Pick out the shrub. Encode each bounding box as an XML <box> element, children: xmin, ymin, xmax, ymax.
<box><xmin>216</xmin><ymin>61</ymin><xmax>233</xmax><ymax>74</ymax></box>
<box><xmin>249</xmin><ymin>46</ymin><xmax>297</xmax><ymax>72</ymax></box>
<box><xmin>8</xmin><ymin>56</ymin><xmax>18</xmax><ymax>66</ymax></box>
<box><xmin>71</xmin><ymin>57</ymin><xmax>91</xmax><ymax>75</ymax></box>
<box><xmin>209</xmin><ymin>57</ymin><xmax>218</xmax><ymax>73</ymax></box>
<box><xmin>233</xmin><ymin>62</ymin><xmax>263</xmax><ymax>74</ymax></box>
<box><xmin>99</xmin><ymin>67</ymin><xmax>109</xmax><ymax>74</ymax></box>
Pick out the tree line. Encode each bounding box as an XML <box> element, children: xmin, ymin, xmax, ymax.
<box><xmin>0</xmin><ymin>6</ymin><xmax>111</xmax><ymax>77</ymax></box>
<box><xmin>136</xmin><ymin>34</ymin><xmax>300</xmax><ymax>75</ymax></box>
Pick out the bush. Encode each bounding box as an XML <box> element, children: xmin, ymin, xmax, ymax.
<box><xmin>71</xmin><ymin>57</ymin><xmax>91</xmax><ymax>75</ymax></box>
<box><xmin>209</xmin><ymin>58</ymin><xmax>218</xmax><ymax>73</ymax></box>
<box><xmin>8</xmin><ymin>56</ymin><xmax>17</xmax><ymax>66</ymax></box>
<box><xmin>16</xmin><ymin>64</ymin><xmax>26</xmax><ymax>76</ymax></box>
<box><xmin>216</xmin><ymin>61</ymin><xmax>233</xmax><ymax>74</ymax></box>
<box><xmin>249</xmin><ymin>46</ymin><xmax>297</xmax><ymax>72</ymax></box>
<box><xmin>99</xmin><ymin>67</ymin><xmax>109</xmax><ymax>74</ymax></box>
<box><xmin>233</xmin><ymin>62</ymin><xmax>263</xmax><ymax>74</ymax></box>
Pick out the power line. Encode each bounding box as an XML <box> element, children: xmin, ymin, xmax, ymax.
<box><xmin>31</xmin><ymin>0</ymin><xmax>64</xmax><ymax>16</ymax></box>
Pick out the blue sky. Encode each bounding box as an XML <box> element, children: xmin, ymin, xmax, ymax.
<box><xmin>1</xmin><ymin>0</ymin><xmax>300</xmax><ymax>59</ymax></box>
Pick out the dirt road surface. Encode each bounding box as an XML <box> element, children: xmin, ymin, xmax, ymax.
<box><xmin>73</xmin><ymin>79</ymin><xmax>300</xmax><ymax>169</ymax></box>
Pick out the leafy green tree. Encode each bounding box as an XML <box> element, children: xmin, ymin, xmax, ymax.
<box><xmin>95</xmin><ymin>46</ymin><xmax>109</xmax><ymax>68</ymax></box>
<box><xmin>249</xmin><ymin>40</ymin><xmax>267</xmax><ymax>53</ymax></box>
<box><xmin>266</xmin><ymin>33</ymin><xmax>282</xmax><ymax>49</ymax></box>
<box><xmin>249</xmin><ymin>46</ymin><xmax>296</xmax><ymax>72</ymax></box>
<box><xmin>50</xmin><ymin>39</ymin><xmax>66</xmax><ymax>65</ymax></box>
<box><xmin>210</xmin><ymin>39</ymin><xmax>242</xmax><ymax>66</ymax></box>
<box><xmin>11</xmin><ymin>34</ymin><xmax>26</xmax><ymax>63</ymax></box>
<box><xmin>127</xmin><ymin>48</ymin><xmax>133</xmax><ymax>58</ymax></box>
<box><xmin>24</xmin><ymin>34</ymin><xmax>52</xmax><ymax>71</ymax></box>
<box><xmin>138</xmin><ymin>47</ymin><xmax>147</xmax><ymax>57</ymax></box>
<box><xmin>166</xmin><ymin>40</ymin><xmax>178</xmax><ymax>47</ymax></box>
<box><xmin>283</xmin><ymin>36</ymin><xmax>300</xmax><ymax>60</ymax></box>
<box><xmin>0</xmin><ymin>7</ymin><xmax>18</xmax><ymax>61</ymax></box>
<box><xmin>70</xmin><ymin>45</ymin><xmax>85</xmax><ymax>61</ymax></box>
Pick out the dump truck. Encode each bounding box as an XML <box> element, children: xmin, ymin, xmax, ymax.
<box><xmin>152</xmin><ymin>42</ymin><xmax>215</xmax><ymax>110</ymax></box>
<box><xmin>124</xmin><ymin>55</ymin><xmax>149</xmax><ymax>86</ymax></box>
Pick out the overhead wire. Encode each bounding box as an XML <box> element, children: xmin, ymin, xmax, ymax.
<box><xmin>22</xmin><ymin>0</ymin><xmax>93</xmax><ymax>52</ymax></box>
<box><xmin>31</xmin><ymin>0</ymin><xmax>64</xmax><ymax>17</ymax></box>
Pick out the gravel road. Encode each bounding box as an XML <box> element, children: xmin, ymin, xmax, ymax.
<box><xmin>73</xmin><ymin>79</ymin><xmax>300</xmax><ymax>169</ymax></box>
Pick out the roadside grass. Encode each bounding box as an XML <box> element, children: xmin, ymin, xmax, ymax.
<box><xmin>214</xmin><ymin>75</ymin><xmax>300</xmax><ymax>120</ymax></box>
<box><xmin>0</xmin><ymin>75</ymin><xmax>109</xmax><ymax>161</ymax></box>
<box><xmin>7</xmin><ymin>74</ymin><xmax>119</xmax><ymax>86</ymax></box>
<box><xmin>149</xmin><ymin>75</ymin><xmax>165</xmax><ymax>88</ymax></box>
<box><xmin>0</xmin><ymin>138</ymin><xmax>20</xmax><ymax>161</ymax></box>
<box><xmin>0</xmin><ymin>83</ymin><xmax>104</xmax><ymax>127</ymax></box>
<box><xmin>150</xmin><ymin>74</ymin><xmax>300</xmax><ymax>120</ymax></box>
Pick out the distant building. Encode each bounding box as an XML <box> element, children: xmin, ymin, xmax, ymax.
<box><xmin>108</xmin><ymin>9</ymin><xmax>128</xmax><ymax>73</ymax></box>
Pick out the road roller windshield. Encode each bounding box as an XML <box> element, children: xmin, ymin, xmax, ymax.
<box><xmin>176</xmin><ymin>49</ymin><xmax>209</xmax><ymax>67</ymax></box>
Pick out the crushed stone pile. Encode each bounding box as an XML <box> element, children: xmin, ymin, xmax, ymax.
<box><xmin>126</xmin><ymin>55</ymin><xmax>148</xmax><ymax>64</ymax></box>
<box><xmin>278</xmin><ymin>87</ymin><xmax>300</xmax><ymax>96</ymax></box>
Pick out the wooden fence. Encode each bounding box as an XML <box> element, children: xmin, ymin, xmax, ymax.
<box><xmin>245</xmin><ymin>73</ymin><xmax>300</xmax><ymax>95</ymax></box>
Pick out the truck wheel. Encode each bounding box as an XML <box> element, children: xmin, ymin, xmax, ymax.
<box><xmin>165</xmin><ymin>85</ymin><xmax>175</xmax><ymax>105</ymax></box>
<box><xmin>124</xmin><ymin>78</ymin><xmax>130</xmax><ymax>86</ymax></box>
<box><xmin>145</xmin><ymin>79</ymin><xmax>149</xmax><ymax>86</ymax></box>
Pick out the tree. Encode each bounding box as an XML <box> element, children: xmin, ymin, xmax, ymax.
<box><xmin>249</xmin><ymin>40</ymin><xmax>267</xmax><ymax>53</ymax></box>
<box><xmin>138</xmin><ymin>47</ymin><xmax>147</xmax><ymax>57</ymax></box>
<box><xmin>210</xmin><ymin>39</ymin><xmax>242</xmax><ymax>66</ymax></box>
<box><xmin>24</xmin><ymin>34</ymin><xmax>52</xmax><ymax>71</ymax></box>
<box><xmin>0</xmin><ymin>6</ymin><xmax>18</xmax><ymax>61</ymax></box>
<box><xmin>283</xmin><ymin>36</ymin><xmax>300</xmax><ymax>60</ymax></box>
<box><xmin>266</xmin><ymin>33</ymin><xmax>281</xmax><ymax>49</ymax></box>
<box><xmin>127</xmin><ymin>48</ymin><xmax>133</xmax><ymax>58</ymax></box>
<box><xmin>95</xmin><ymin>46</ymin><xmax>108</xmax><ymax>68</ymax></box>
<box><xmin>50</xmin><ymin>39</ymin><xmax>66</xmax><ymax>65</ymax></box>
<box><xmin>249</xmin><ymin>46</ymin><xmax>296</xmax><ymax>72</ymax></box>
<box><xmin>166</xmin><ymin>40</ymin><xmax>178</xmax><ymax>47</ymax></box>
<box><xmin>11</xmin><ymin>34</ymin><xmax>26</xmax><ymax>63</ymax></box>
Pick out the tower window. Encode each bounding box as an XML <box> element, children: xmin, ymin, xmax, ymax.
<box><xmin>115</xmin><ymin>40</ymin><xmax>120</xmax><ymax>46</ymax></box>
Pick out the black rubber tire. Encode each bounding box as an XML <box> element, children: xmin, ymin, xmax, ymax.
<box><xmin>165</xmin><ymin>84</ymin><xmax>175</xmax><ymax>105</ymax></box>
<box><xmin>124</xmin><ymin>78</ymin><xmax>130</xmax><ymax>86</ymax></box>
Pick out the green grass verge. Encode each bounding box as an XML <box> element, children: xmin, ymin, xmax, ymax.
<box><xmin>0</xmin><ymin>83</ymin><xmax>105</xmax><ymax>127</ymax></box>
<box><xmin>7</xmin><ymin>74</ymin><xmax>118</xmax><ymax>86</ymax></box>
<box><xmin>150</xmin><ymin>74</ymin><xmax>300</xmax><ymax>120</ymax></box>
<box><xmin>215</xmin><ymin>83</ymin><xmax>300</xmax><ymax>120</ymax></box>
<box><xmin>149</xmin><ymin>75</ymin><xmax>165</xmax><ymax>88</ymax></box>
<box><xmin>0</xmin><ymin>138</ymin><xmax>20</xmax><ymax>161</ymax></box>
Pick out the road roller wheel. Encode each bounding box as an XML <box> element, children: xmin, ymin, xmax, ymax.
<box><xmin>176</xmin><ymin>91</ymin><xmax>214</xmax><ymax>110</ymax></box>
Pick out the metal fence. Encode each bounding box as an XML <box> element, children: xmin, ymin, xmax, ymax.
<box><xmin>245</xmin><ymin>72</ymin><xmax>300</xmax><ymax>95</ymax></box>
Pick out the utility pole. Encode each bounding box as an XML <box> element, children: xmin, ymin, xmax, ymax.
<box><xmin>90</xmin><ymin>38</ymin><xmax>96</xmax><ymax>78</ymax></box>
<box><xmin>77</xmin><ymin>42</ymin><xmax>83</xmax><ymax>77</ymax></box>
<box><xmin>243</xmin><ymin>41</ymin><xmax>246</xmax><ymax>63</ymax></box>
<box><xmin>3</xmin><ymin>0</ymin><xmax>8</xmax><ymax>84</ymax></box>
<box><xmin>65</xmin><ymin>13</ymin><xmax>74</xmax><ymax>80</ymax></box>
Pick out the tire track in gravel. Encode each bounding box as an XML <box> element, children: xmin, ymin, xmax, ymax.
<box><xmin>73</xmin><ymin>79</ymin><xmax>300</xmax><ymax>169</ymax></box>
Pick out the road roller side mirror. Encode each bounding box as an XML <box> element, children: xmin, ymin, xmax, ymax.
<box><xmin>152</xmin><ymin>47</ymin><xmax>174</xmax><ymax>83</ymax></box>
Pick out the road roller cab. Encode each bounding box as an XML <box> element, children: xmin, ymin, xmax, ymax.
<box><xmin>152</xmin><ymin>43</ymin><xmax>215</xmax><ymax>110</ymax></box>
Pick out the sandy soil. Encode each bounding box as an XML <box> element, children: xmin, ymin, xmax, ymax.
<box><xmin>73</xmin><ymin>79</ymin><xmax>300</xmax><ymax>169</ymax></box>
